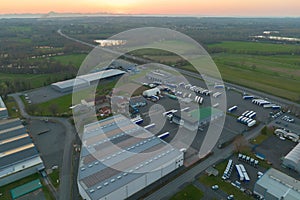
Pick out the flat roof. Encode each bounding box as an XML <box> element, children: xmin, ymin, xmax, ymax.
<box><xmin>189</xmin><ymin>107</ymin><xmax>223</xmax><ymax>121</ymax></box>
<box><xmin>256</xmin><ymin>168</ymin><xmax>300</xmax><ymax>199</ymax></box>
<box><xmin>51</xmin><ymin>69</ymin><xmax>125</xmax><ymax>90</ymax></box>
<box><xmin>78</xmin><ymin>114</ymin><xmax>182</xmax><ymax>200</ymax></box>
<box><xmin>51</xmin><ymin>78</ymin><xmax>88</xmax><ymax>89</ymax></box>
<box><xmin>173</xmin><ymin>107</ymin><xmax>224</xmax><ymax>124</ymax></box>
<box><xmin>10</xmin><ymin>179</ymin><xmax>42</xmax><ymax>199</ymax></box>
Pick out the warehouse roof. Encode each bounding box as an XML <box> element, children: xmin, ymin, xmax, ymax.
<box><xmin>0</xmin><ymin>118</ymin><xmax>22</xmax><ymax>131</ymax></box>
<box><xmin>0</xmin><ymin>119</ymin><xmax>41</xmax><ymax>171</ymax></box>
<box><xmin>10</xmin><ymin>179</ymin><xmax>42</xmax><ymax>199</ymax></box>
<box><xmin>78</xmin><ymin>114</ymin><xmax>182</xmax><ymax>200</ymax></box>
<box><xmin>51</xmin><ymin>78</ymin><xmax>88</xmax><ymax>90</ymax></box>
<box><xmin>256</xmin><ymin>168</ymin><xmax>300</xmax><ymax>199</ymax></box>
<box><xmin>284</xmin><ymin>142</ymin><xmax>300</xmax><ymax>166</ymax></box>
<box><xmin>51</xmin><ymin>69</ymin><xmax>125</xmax><ymax>90</ymax></box>
<box><xmin>173</xmin><ymin>107</ymin><xmax>224</xmax><ymax>124</ymax></box>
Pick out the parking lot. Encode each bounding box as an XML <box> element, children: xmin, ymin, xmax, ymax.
<box><xmin>270</xmin><ymin>113</ymin><xmax>300</xmax><ymax>134</ymax></box>
<box><xmin>24</xmin><ymin>85</ymin><xmax>70</xmax><ymax>104</ymax></box>
<box><xmin>28</xmin><ymin>119</ymin><xmax>66</xmax><ymax>169</ymax></box>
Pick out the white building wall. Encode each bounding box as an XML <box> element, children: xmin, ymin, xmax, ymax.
<box><xmin>127</xmin><ymin>175</ymin><xmax>147</xmax><ymax>197</ymax></box>
<box><xmin>162</xmin><ymin>161</ymin><xmax>176</xmax><ymax>177</ymax></box>
<box><xmin>0</xmin><ymin>156</ymin><xmax>43</xmax><ymax>178</ymax></box>
<box><xmin>78</xmin><ymin>181</ymin><xmax>91</xmax><ymax>200</ymax></box>
<box><xmin>101</xmin><ymin>185</ymin><xmax>126</xmax><ymax>200</ymax></box>
<box><xmin>146</xmin><ymin>169</ymin><xmax>162</xmax><ymax>185</ymax></box>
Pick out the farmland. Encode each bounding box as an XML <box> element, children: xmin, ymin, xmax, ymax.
<box><xmin>50</xmin><ymin>53</ymin><xmax>87</xmax><ymax>68</ymax></box>
<box><xmin>132</xmin><ymin>41</ymin><xmax>300</xmax><ymax>102</ymax></box>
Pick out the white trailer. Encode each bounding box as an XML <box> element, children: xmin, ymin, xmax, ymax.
<box><xmin>245</xmin><ymin>111</ymin><xmax>254</xmax><ymax>117</ymax></box>
<box><xmin>248</xmin><ymin>120</ymin><xmax>256</xmax><ymax>127</ymax></box>
<box><xmin>235</xmin><ymin>165</ymin><xmax>244</xmax><ymax>181</ymax></box>
<box><xmin>241</xmin><ymin>110</ymin><xmax>249</xmax><ymax>116</ymax></box>
<box><xmin>249</xmin><ymin>112</ymin><xmax>256</xmax><ymax>119</ymax></box>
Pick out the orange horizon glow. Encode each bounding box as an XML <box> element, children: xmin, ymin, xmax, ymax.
<box><xmin>0</xmin><ymin>0</ymin><xmax>300</xmax><ymax>16</ymax></box>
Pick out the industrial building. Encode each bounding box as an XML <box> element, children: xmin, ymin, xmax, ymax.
<box><xmin>0</xmin><ymin>119</ymin><xmax>44</xmax><ymax>186</ymax></box>
<box><xmin>51</xmin><ymin>69</ymin><xmax>126</xmax><ymax>93</ymax></box>
<box><xmin>77</xmin><ymin>114</ymin><xmax>184</xmax><ymax>200</ymax></box>
<box><xmin>0</xmin><ymin>96</ymin><xmax>8</xmax><ymax>119</ymax></box>
<box><xmin>142</xmin><ymin>87</ymin><xmax>161</xmax><ymax>97</ymax></box>
<box><xmin>145</xmin><ymin>70</ymin><xmax>174</xmax><ymax>84</ymax></box>
<box><xmin>254</xmin><ymin>168</ymin><xmax>300</xmax><ymax>200</ymax></box>
<box><xmin>172</xmin><ymin>107</ymin><xmax>224</xmax><ymax>131</ymax></box>
<box><xmin>282</xmin><ymin>143</ymin><xmax>300</xmax><ymax>173</ymax></box>
<box><xmin>109</xmin><ymin>59</ymin><xmax>137</xmax><ymax>72</ymax></box>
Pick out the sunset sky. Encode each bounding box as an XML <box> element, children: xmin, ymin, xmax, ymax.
<box><xmin>0</xmin><ymin>0</ymin><xmax>299</xmax><ymax>16</ymax></box>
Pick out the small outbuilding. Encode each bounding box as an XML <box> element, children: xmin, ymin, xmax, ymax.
<box><xmin>142</xmin><ymin>87</ymin><xmax>161</xmax><ymax>97</ymax></box>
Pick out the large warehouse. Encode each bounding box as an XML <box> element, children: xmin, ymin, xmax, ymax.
<box><xmin>0</xmin><ymin>119</ymin><xmax>44</xmax><ymax>186</ymax></box>
<box><xmin>254</xmin><ymin>168</ymin><xmax>300</xmax><ymax>200</ymax></box>
<box><xmin>77</xmin><ymin>114</ymin><xmax>184</xmax><ymax>200</ymax></box>
<box><xmin>172</xmin><ymin>107</ymin><xmax>224</xmax><ymax>131</ymax></box>
<box><xmin>282</xmin><ymin>143</ymin><xmax>300</xmax><ymax>173</ymax></box>
<box><xmin>51</xmin><ymin>69</ymin><xmax>126</xmax><ymax>93</ymax></box>
<box><xmin>0</xmin><ymin>96</ymin><xmax>8</xmax><ymax>119</ymax></box>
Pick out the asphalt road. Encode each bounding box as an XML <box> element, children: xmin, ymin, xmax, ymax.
<box><xmin>10</xmin><ymin>93</ymin><xmax>77</xmax><ymax>200</ymax></box>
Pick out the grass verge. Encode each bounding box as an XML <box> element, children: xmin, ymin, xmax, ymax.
<box><xmin>170</xmin><ymin>184</ymin><xmax>204</xmax><ymax>200</ymax></box>
<box><xmin>198</xmin><ymin>160</ymin><xmax>254</xmax><ymax>200</ymax></box>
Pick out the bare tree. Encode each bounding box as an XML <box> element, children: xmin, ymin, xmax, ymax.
<box><xmin>233</xmin><ymin>135</ymin><xmax>249</xmax><ymax>153</ymax></box>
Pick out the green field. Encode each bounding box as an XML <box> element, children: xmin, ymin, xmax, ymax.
<box><xmin>0</xmin><ymin>73</ymin><xmax>68</xmax><ymax>89</ymax></box>
<box><xmin>199</xmin><ymin>160</ymin><xmax>254</xmax><ymax>200</ymax></box>
<box><xmin>183</xmin><ymin>41</ymin><xmax>300</xmax><ymax>102</ymax></box>
<box><xmin>3</xmin><ymin>96</ymin><xmax>21</xmax><ymax>118</ymax></box>
<box><xmin>170</xmin><ymin>184</ymin><xmax>204</xmax><ymax>200</ymax></box>
<box><xmin>131</xmin><ymin>41</ymin><xmax>300</xmax><ymax>102</ymax></box>
<box><xmin>26</xmin><ymin>93</ymin><xmax>72</xmax><ymax>116</ymax></box>
<box><xmin>208</xmin><ymin>41</ymin><xmax>300</xmax><ymax>54</ymax></box>
<box><xmin>51</xmin><ymin>54</ymin><xmax>87</xmax><ymax>68</ymax></box>
<box><xmin>0</xmin><ymin>173</ymin><xmax>54</xmax><ymax>200</ymax></box>
<box><xmin>48</xmin><ymin>169</ymin><xmax>60</xmax><ymax>188</ymax></box>
<box><xmin>27</xmin><ymin>80</ymin><xmax>117</xmax><ymax>117</ymax></box>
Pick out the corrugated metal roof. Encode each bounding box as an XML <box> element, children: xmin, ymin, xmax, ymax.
<box><xmin>0</xmin><ymin>127</ymin><xmax>26</xmax><ymax>141</ymax></box>
<box><xmin>10</xmin><ymin>179</ymin><xmax>42</xmax><ymax>199</ymax></box>
<box><xmin>0</xmin><ymin>119</ymin><xmax>41</xmax><ymax>170</ymax></box>
<box><xmin>0</xmin><ymin>147</ymin><xmax>38</xmax><ymax>169</ymax></box>
<box><xmin>51</xmin><ymin>69</ymin><xmax>125</xmax><ymax>89</ymax></box>
<box><xmin>0</xmin><ymin>118</ymin><xmax>22</xmax><ymax>131</ymax></box>
<box><xmin>256</xmin><ymin>168</ymin><xmax>300</xmax><ymax>199</ymax></box>
<box><xmin>78</xmin><ymin>114</ymin><xmax>182</xmax><ymax>200</ymax></box>
<box><xmin>284</xmin><ymin>143</ymin><xmax>300</xmax><ymax>165</ymax></box>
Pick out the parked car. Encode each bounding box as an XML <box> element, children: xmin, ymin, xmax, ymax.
<box><xmin>211</xmin><ymin>185</ymin><xmax>219</xmax><ymax>190</ymax></box>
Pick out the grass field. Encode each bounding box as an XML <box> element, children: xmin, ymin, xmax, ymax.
<box><xmin>48</xmin><ymin>169</ymin><xmax>60</xmax><ymax>189</ymax></box>
<box><xmin>199</xmin><ymin>160</ymin><xmax>254</xmax><ymax>200</ymax></box>
<box><xmin>131</xmin><ymin>40</ymin><xmax>300</xmax><ymax>102</ymax></box>
<box><xmin>50</xmin><ymin>54</ymin><xmax>87</xmax><ymax>68</ymax></box>
<box><xmin>208</xmin><ymin>41</ymin><xmax>300</xmax><ymax>54</ymax></box>
<box><xmin>0</xmin><ymin>173</ymin><xmax>54</xmax><ymax>200</ymax></box>
<box><xmin>181</xmin><ymin>41</ymin><xmax>300</xmax><ymax>102</ymax></box>
<box><xmin>26</xmin><ymin>93</ymin><xmax>72</xmax><ymax>116</ymax></box>
<box><xmin>170</xmin><ymin>184</ymin><xmax>204</xmax><ymax>200</ymax></box>
<box><xmin>3</xmin><ymin>96</ymin><xmax>21</xmax><ymax>118</ymax></box>
<box><xmin>27</xmin><ymin>80</ymin><xmax>117</xmax><ymax>117</ymax></box>
<box><xmin>0</xmin><ymin>73</ymin><xmax>68</xmax><ymax>89</ymax></box>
